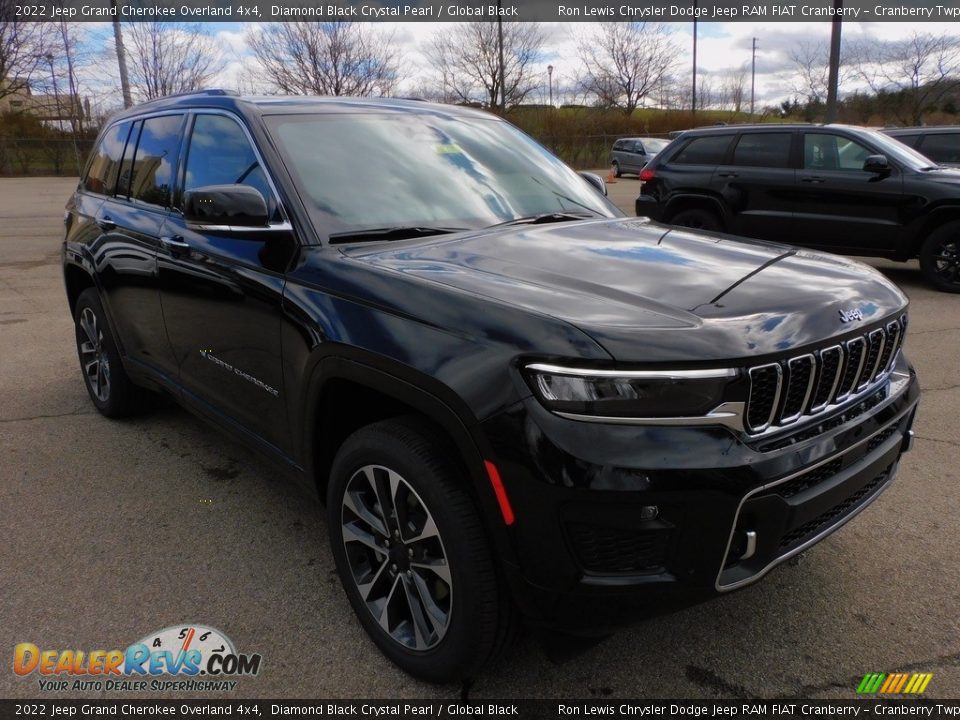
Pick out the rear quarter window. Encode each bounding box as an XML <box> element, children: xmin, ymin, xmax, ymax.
<box><xmin>82</xmin><ymin>122</ymin><xmax>132</xmax><ymax>195</ymax></box>
<box><xmin>671</xmin><ymin>135</ymin><xmax>733</xmax><ymax>165</ymax></box>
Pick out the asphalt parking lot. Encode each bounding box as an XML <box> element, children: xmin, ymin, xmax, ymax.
<box><xmin>1</xmin><ymin>176</ymin><xmax>958</xmax><ymax>700</ymax></box>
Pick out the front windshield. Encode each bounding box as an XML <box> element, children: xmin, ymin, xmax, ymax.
<box><xmin>861</xmin><ymin>128</ymin><xmax>941</xmax><ymax>169</ymax></box>
<box><xmin>267</xmin><ymin>112</ymin><xmax>620</xmax><ymax>237</ymax></box>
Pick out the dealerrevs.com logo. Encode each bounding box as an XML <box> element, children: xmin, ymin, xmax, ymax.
<box><xmin>13</xmin><ymin>624</ymin><xmax>262</xmax><ymax>692</ymax></box>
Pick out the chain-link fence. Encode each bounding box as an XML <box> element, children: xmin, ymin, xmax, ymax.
<box><xmin>0</xmin><ymin>138</ymin><xmax>95</xmax><ymax>176</ymax></box>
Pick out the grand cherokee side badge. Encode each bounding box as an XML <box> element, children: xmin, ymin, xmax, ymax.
<box><xmin>839</xmin><ymin>308</ymin><xmax>864</xmax><ymax>323</ymax></box>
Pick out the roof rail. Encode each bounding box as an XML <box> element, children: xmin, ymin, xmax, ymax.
<box><xmin>140</xmin><ymin>88</ymin><xmax>239</xmax><ymax>105</ymax></box>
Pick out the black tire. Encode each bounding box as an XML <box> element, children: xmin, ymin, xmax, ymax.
<box><xmin>73</xmin><ymin>288</ymin><xmax>152</xmax><ymax>418</ymax></box>
<box><xmin>669</xmin><ymin>207</ymin><xmax>722</xmax><ymax>232</ymax></box>
<box><xmin>919</xmin><ymin>221</ymin><xmax>960</xmax><ymax>293</ymax></box>
<box><xmin>327</xmin><ymin>417</ymin><xmax>516</xmax><ymax>682</ymax></box>
<box><xmin>612</xmin><ymin>160</ymin><xmax>621</xmax><ymax>178</ymax></box>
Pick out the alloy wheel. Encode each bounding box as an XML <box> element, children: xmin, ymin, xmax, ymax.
<box><xmin>930</xmin><ymin>239</ymin><xmax>960</xmax><ymax>286</ymax></box>
<box><xmin>340</xmin><ymin>464</ymin><xmax>452</xmax><ymax>651</ymax></box>
<box><xmin>78</xmin><ymin>307</ymin><xmax>110</xmax><ymax>402</ymax></box>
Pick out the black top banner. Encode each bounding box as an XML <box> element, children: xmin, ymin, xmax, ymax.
<box><xmin>9</xmin><ymin>0</ymin><xmax>960</xmax><ymax>22</ymax></box>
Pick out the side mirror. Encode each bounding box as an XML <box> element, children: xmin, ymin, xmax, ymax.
<box><xmin>579</xmin><ymin>171</ymin><xmax>608</xmax><ymax>197</ymax></box>
<box><xmin>184</xmin><ymin>184</ymin><xmax>269</xmax><ymax>228</ymax></box>
<box><xmin>863</xmin><ymin>155</ymin><xmax>891</xmax><ymax>174</ymax></box>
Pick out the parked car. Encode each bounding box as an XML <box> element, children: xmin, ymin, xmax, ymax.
<box><xmin>610</xmin><ymin>136</ymin><xmax>669</xmax><ymax>177</ymax></box>
<box><xmin>65</xmin><ymin>95</ymin><xmax>919</xmax><ymax>681</ymax></box>
<box><xmin>884</xmin><ymin>126</ymin><xmax>960</xmax><ymax>168</ymax></box>
<box><xmin>635</xmin><ymin>123</ymin><xmax>960</xmax><ymax>292</ymax></box>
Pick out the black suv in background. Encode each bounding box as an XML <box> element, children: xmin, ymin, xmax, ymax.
<box><xmin>64</xmin><ymin>94</ymin><xmax>919</xmax><ymax>681</ymax></box>
<box><xmin>635</xmin><ymin>123</ymin><xmax>960</xmax><ymax>292</ymax></box>
<box><xmin>884</xmin><ymin>126</ymin><xmax>960</xmax><ymax>168</ymax></box>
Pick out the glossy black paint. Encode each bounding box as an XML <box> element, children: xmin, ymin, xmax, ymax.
<box><xmin>636</xmin><ymin>123</ymin><xmax>960</xmax><ymax>261</ymax></box>
<box><xmin>64</xmin><ymin>96</ymin><xmax>920</xmax><ymax>634</ymax></box>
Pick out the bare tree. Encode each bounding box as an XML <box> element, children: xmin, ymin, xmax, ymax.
<box><xmin>0</xmin><ymin>8</ymin><xmax>55</xmax><ymax>103</ymax></box>
<box><xmin>719</xmin><ymin>64</ymin><xmax>748</xmax><ymax>113</ymax></box>
<box><xmin>576</xmin><ymin>23</ymin><xmax>678</xmax><ymax>115</ymax></box>
<box><xmin>849</xmin><ymin>32</ymin><xmax>960</xmax><ymax>125</ymax></box>
<box><xmin>247</xmin><ymin>22</ymin><xmax>401</xmax><ymax>97</ymax></box>
<box><xmin>426</xmin><ymin>22</ymin><xmax>546</xmax><ymax>110</ymax></box>
<box><xmin>125</xmin><ymin>23</ymin><xmax>225</xmax><ymax>101</ymax></box>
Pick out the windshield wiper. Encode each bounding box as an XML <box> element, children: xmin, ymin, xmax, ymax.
<box><xmin>486</xmin><ymin>211</ymin><xmax>597</xmax><ymax>229</ymax></box>
<box><xmin>329</xmin><ymin>226</ymin><xmax>468</xmax><ymax>244</ymax></box>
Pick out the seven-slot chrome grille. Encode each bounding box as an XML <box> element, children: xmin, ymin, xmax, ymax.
<box><xmin>745</xmin><ymin>315</ymin><xmax>906</xmax><ymax>433</ymax></box>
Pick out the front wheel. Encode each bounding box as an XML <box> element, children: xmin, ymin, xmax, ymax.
<box><xmin>612</xmin><ymin>160</ymin><xmax>621</xmax><ymax>178</ymax></box>
<box><xmin>327</xmin><ymin>417</ymin><xmax>516</xmax><ymax>682</ymax></box>
<box><xmin>919</xmin><ymin>222</ymin><xmax>960</xmax><ymax>293</ymax></box>
<box><xmin>73</xmin><ymin>288</ymin><xmax>153</xmax><ymax>417</ymax></box>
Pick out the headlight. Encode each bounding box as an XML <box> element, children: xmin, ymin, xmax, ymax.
<box><xmin>524</xmin><ymin>363</ymin><xmax>737</xmax><ymax>418</ymax></box>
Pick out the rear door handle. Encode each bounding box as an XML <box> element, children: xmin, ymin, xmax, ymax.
<box><xmin>160</xmin><ymin>235</ymin><xmax>190</xmax><ymax>256</ymax></box>
<box><xmin>95</xmin><ymin>215</ymin><xmax>116</xmax><ymax>231</ymax></box>
<box><xmin>801</xmin><ymin>176</ymin><xmax>825</xmax><ymax>184</ymax></box>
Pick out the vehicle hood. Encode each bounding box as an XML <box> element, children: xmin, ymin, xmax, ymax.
<box><xmin>343</xmin><ymin>218</ymin><xmax>908</xmax><ymax>362</ymax></box>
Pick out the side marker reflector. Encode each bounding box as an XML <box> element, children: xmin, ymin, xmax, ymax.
<box><xmin>484</xmin><ymin>461</ymin><xmax>515</xmax><ymax>526</ymax></box>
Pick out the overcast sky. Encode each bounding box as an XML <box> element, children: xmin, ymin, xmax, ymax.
<box><xmin>74</xmin><ymin>21</ymin><xmax>941</xmax><ymax>112</ymax></box>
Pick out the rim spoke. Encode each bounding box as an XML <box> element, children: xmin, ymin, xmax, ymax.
<box><xmin>342</xmin><ymin>520</ymin><xmax>388</xmax><ymax>556</ymax></box>
<box><xmin>405</xmin><ymin>514</ymin><xmax>439</xmax><ymax>545</ymax></box>
<box><xmin>400</xmin><ymin>573</ymin><xmax>436</xmax><ymax>649</ymax></box>
<box><xmin>410</xmin><ymin>569</ymin><xmax>448</xmax><ymax>628</ymax></box>
<box><xmin>84</xmin><ymin>358</ymin><xmax>98</xmax><ymax>376</ymax></box>
<box><xmin>411</xmin><ymin>558</ymin><xmax>451</xmax><ymax>586</ymax></box>
<box><xmin>356</xmin><ymin>556</ymin><xmax>391</xmax><ymax>602</ymax></box>
<box><xmin>371</xmin><ymin>469</ymin><xmax>395</xmax><ymax>534</ymax></box>
<box><xmin>343</xmin><ymin>488</ymin><xmax>388</xmax><ymax>537</ymax></box>
<box><xmin>80</xmin><ymin>312</ymin><xmax>98</xmax><ymax>350</ymax></box>
<box><xmin>377</xmin><ymin>575</ymin><xmax>403</xmax><ymax>633</ymax></box>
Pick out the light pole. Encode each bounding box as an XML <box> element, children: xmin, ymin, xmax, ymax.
<box><xmin>825</xmin><ymin>0</ymin><xmax>843</xmax><ymax>122</ymax></box>
<box><xmin>45</xmin><ymin>54</ymin><xmax>63</xmax><ymax>132</ymax></box>
<box><xmin>547</xmin><ymin>64</ymin><xmax>554</xmax><ymax>107</ymax></box>
<box><xmin>692</xmin><ymin>0</ymin><xmax>698</xmax><ymax>116</ymax></box>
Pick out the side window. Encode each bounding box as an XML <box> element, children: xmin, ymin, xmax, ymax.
<box><xmin>892</xmin><ymin>134</ymin><xmax>921</xmax><ymax>149</ymax></box>
<box><xmin>671</xmin><ymin>135</ymin><xmax>732</xmax><ymax>165</ymax></box>
<box><xmin>732</xmin><ymin>133</ymin><xmax>792</xmax><ymax>168</ymax></box>
<box><xmin>183</xmin><ymin>114</ymin><xmax>276</xmax><ymax>216</ymax></box>
<box><xmin>130</xmin><ymin>114</ymin><xmax>184</xmax><ymax>209</ymax></box>
<box><xmin>83</xmin><ymin>121</ymin><xmax>131</xmax><ymax>195</ymax></box>
<box><xmin>804</xmin><ymin>133</ymin><xmax>872</xmax><ymax>171</ymax></box>
<box><xmin>918</xmin><ymin>134</ymin><xmax>960</xmax><ymax>164</ymax></box>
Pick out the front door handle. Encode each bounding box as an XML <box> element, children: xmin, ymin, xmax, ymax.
<box><xmin>801</xmin><ymin>176</ymin><xmax>825</xmax><ymax>184</ymax></box>
<box><xmin>717</xmin><ymin>171</ymin><xmax>739</xmax><ymax>178</ymax></box>
<box><xmin>160</xmin><ymin>235</ymin><xmax>190</xmax><ymax>256</ymax></box>
<box><xmin>95</xmin><ymin>215</ymin><xmax>116</xmax><ymax>231</ymax></box>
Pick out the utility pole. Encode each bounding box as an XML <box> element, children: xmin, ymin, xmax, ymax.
<box><xmin>547</xmin><ymin>64</ymin><xmax>553</xmax><ymax>107</ymax></box>
<box><xmin>825</xmin><ymin>0</ymin><xmax>843</xmax><ymax>122</ymax></box>
<box><xmin>692</xmin><ymin>2</ymin><xmax>698</xmax><ymax>117</ymax></box>
<box><xmin>750</xmin><ymin>37</ymin><xmax>758</xmax><ymax>119</ymax></box>
<box><xmin>497</xmin><ymin>0</ymin><xmax>506</xmax><ymax>114</ymax></box>
<box><xmin>111</xmin><ymin>3</ymin><xmax>133</xmax><ymax>108</ymax></box>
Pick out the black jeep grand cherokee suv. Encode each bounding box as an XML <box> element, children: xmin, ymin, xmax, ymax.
<box><xmin>635</xmin><ymin>123</ymin><xmax>960</xmax><ymax>292</ymax></box>
<box><xmin>64</xmin><ymin>92</ymin><xmax>919</xmax><ymax>681</ymax></box>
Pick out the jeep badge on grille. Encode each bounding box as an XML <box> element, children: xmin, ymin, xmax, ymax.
<box><xmin>839</xmin><ymin>308</ymin><xmax>864</xmax><ymax>323</ymax></box>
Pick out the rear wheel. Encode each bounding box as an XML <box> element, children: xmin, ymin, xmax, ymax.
<box><xmin>327</xmin><ymin>417</ymin><xmax>516</xmax><ymax>682</ymax></box>
<box><xmin>919</xmin><ymin>222</ymin><xmax>960</xmax><ymax>293</ymax></box>
<box><xmin>669</xmin><ymin>208</ymin><xmax>722</xmax><ymax>232</ymax></box>
<box><xmin>73</xmin><ymin>288</ymin><xmax>153</xmax><ymax>417</ymax></box>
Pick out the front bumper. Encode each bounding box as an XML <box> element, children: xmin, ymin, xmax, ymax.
<box><xmin>482</xmin><ymin>358</ymin><xmax>920</xmax><ymax>633</ymax></box>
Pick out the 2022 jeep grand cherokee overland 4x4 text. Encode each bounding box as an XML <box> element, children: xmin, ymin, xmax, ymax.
<box><xmin>63</xmin><ymin>92</ymin><xmax>920</xmax><ymax>682</ymax></box>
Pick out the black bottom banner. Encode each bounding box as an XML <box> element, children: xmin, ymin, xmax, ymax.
<box><xmin>2</xmin><ymin>700</ymin><xmax>960</xmax><ymax>719</ymax></box>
